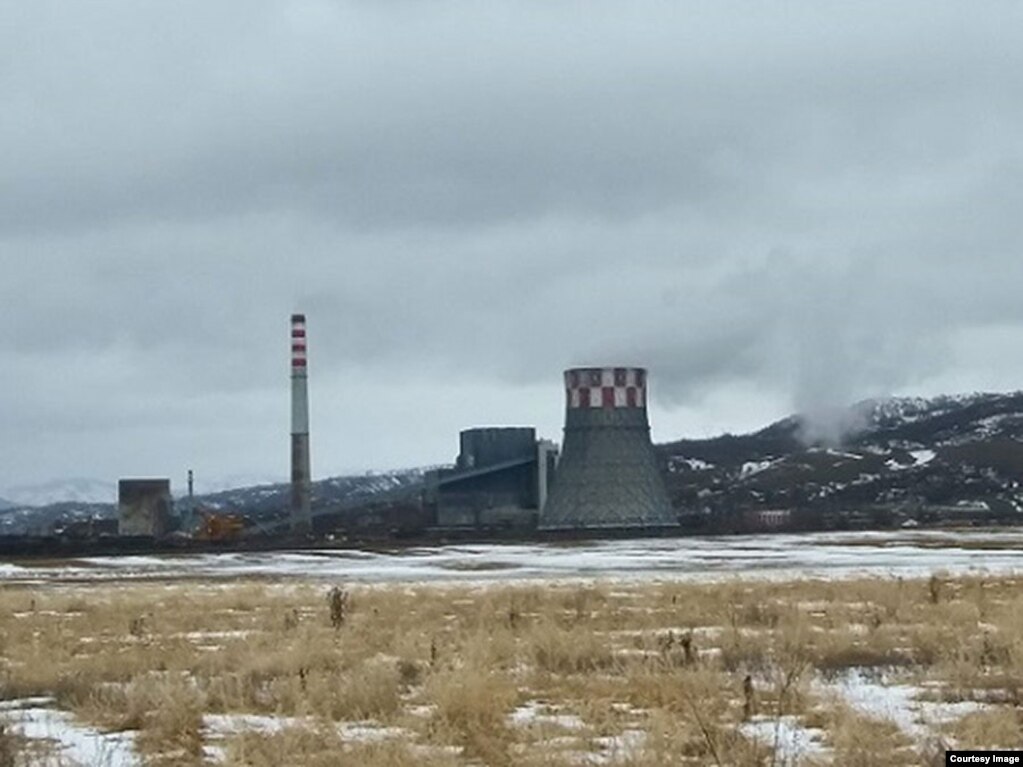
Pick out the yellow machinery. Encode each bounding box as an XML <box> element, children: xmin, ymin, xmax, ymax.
<box><xmin>195</xmin><ymin>508</ymin><xmax>245</xmax><ymax>542</ymax></box>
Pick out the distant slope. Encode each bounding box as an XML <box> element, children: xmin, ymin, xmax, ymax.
<box><xmin>0</xmin><ymin>468</ymin><xmax>436</xmax><ymax>536</ymax></box>
<box><xmin>0</xmin><ymin>501</ymin><xmax>115</xmax><ymax>536</ymax></box>
<box><xmin>1</xmin><ymin>478</ymin><xmax>117</xmax><ymax>508</ymax></box>
<box><xmin>658</xmin><ymin>391</ymin><xmax>1023</xmax><ymax>518</ymax></box>
<box><xmin>192</xmin><ymin>468</ymin><xmax>435</xmax><ymax>529</ymax></box>
<box><xmin>6</xmin><ymin>391</ymin><xmax>1023</xmax><ymax>536</ymax></box>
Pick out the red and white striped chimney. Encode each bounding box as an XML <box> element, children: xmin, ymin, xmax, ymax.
<box><xmin>290</xmin><ymin>313</ymin><xmax>312</xmax><ymax>534</ymax></box>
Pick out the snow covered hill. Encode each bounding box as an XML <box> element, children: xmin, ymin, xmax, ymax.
<box><xmin>0</xmin><ymin>467</ymin><xmax>438</xmax><ymax>536</ymax></box>
<box><xmin>5</xmin><ymin>391</ymin><xmax>1023</xmax><ymax>536</ymax></box>
<box><xmin>660</xmin><ymin>391</ymin><xmax>1023</xmax><ymax>521</ymax></box>
<box><xmin>0</xmin><ymin>478</ymin><xmax>117</xmax><ymax>508</ymax></box>
<box><xmin>192</xmin><ymin>467</ymin><xmax>435</xmax><ymax>518</ymax></box>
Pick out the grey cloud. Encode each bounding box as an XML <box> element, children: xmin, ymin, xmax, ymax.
<box><xmin>5</xmin><ymin>2</ymin><xmax>1020</xmax><ymax>234</ymax></box>
<box><xmin>2</xmin><ymin>1</ymin><xmax>1022</xmax><ymax>488</ymax></box>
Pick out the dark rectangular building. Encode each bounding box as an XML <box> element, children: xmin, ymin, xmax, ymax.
<box><xmin>118</xmin><ymin>478</ymin><xmax>172</xmax><ymax>537</ymax></box>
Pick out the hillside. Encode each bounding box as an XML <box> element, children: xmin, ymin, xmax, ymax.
<box><xmin>0</xmin><ymin>478</ymin><xmax>117</xmax><ymax>508</ymax></box>
<box><xmin>5</xmin><ymin>391</ymin><xmax>1023</xmax><ymax>536</ymax></box>
<box><xmin>0</xmin><ymin>469</ymin><xmax>432</xmax><ymax>536</ymax></box>
<box><xmin>658</xmin><ymin>391</ymin><xmax>1023</xmax><ymax>521</ymax></box>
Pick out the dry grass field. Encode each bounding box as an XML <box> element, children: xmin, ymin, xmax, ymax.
<box><xmin>2</xmin><ymin>572</ymin><xmax>1022</xmax><ymax>765</ymax></box>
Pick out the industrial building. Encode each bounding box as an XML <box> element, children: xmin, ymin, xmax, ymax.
<box><xmin>117</xmin><ymin>478</ymin><xmax>172</xmax><ymax>537</ymax></box>
<box><xmin>540</xmin><ymin>367</ymin><xmax>677</xmax><ymax>531</ymax></box>
<box><xmin>106</xmin><ymin>315</ymin><xmax>678</xmax><ymax>543</ymax></box>
<box><xmin>307</xmin><ymin>365</ymin><xmax>677</xmax><ymax>536</ymax></box>
<box><xmin>428</xmin><ymin>427</ymin><xmax>558</xmax><ymax>529</ymax></box>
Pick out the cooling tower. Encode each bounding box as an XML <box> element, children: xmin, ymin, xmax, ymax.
<box><xmin>539</xmin><ymin>367</ymin><xmax>676</xmax><ymax>531</ymax></box>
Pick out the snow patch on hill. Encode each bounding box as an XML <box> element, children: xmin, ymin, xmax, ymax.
<box><xmin>910</xmin><ymin>449</ymin><xmax>936</xmax><ymax>466</ymax></box>
<box><xmin>673</xmin><ymin>458</ymin><xmax>714</xmax><ymax>471</ymax></box>
<box><xmin>740</xmin><ymin>459</ymin><xmax>777</xmax><ymax>478</ymax></box>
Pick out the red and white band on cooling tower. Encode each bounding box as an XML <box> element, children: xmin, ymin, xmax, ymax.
<box><xmin>565</xmin><ymin>367</ymin><xmax>647</xmax><ymax>409</ymax></box>
<box><xmin>290</xmin><ymin>314</ymin><xmax>307</xmax><ymax>372</ymax></box>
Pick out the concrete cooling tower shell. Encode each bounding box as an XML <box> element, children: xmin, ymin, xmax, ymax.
<box><xmin>539</xmin><ymin>367</ymin><xmax>677</xmax><ymax>531</ymax></box>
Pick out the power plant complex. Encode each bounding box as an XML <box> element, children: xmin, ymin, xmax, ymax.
<box><xmin>112</xmin><ymin>314</ymin><xmax>680</xmax><ymax>543</ymax></box>
<box><xmin>16</xmin><ymin>313</ymin><xmax>1013</xmax><ymax>554</ymax></box>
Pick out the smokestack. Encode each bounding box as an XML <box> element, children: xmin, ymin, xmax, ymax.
<box><xmin>539</xmin><ymin>367</ymin><xmax>677</xmax><ymax>530</ymax></box>
<box><xmin>290</xmin><ymin>313</ymin><xmax>312</xmax><ymax>535</ymax></box>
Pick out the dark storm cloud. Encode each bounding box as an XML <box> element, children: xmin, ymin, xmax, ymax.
<box><xmin>2</xmin><ymin>1</ymin><xmax>1022</xmax><ymax>490</ymax></box>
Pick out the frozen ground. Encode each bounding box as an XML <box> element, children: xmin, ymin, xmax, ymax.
<box><xmin>817</xmin><ymin>668</ymin><xmax>984</xmax><ymax>742</ymax></box>
<box><xmin>739</xmin><ymin>716</ymin><xmax>827</xmax><ymax>763</ymax></box>
<box><xmin>4</xmin><ymin>529</ymin><xmax>1023</xmax><ymax>585</ymax></box>
<box><xmin>2</xmin><ymin>671</ymin><xmax>976</xmax><ymax>765</ymax></box>
<box><xmin>0</xmin><ymin>697</ymin><xmax>136</xmax><ymax>766</ymax></box>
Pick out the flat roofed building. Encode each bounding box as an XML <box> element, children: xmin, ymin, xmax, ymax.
<box><xmin>118</xmin><ymin>478</ymin><xmax>172</xmax><ymax>537</ymax></box>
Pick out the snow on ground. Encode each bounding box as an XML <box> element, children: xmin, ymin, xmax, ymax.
<box><xmin>0</xmin><ymin>698</ymin><xmax>137</xmax><ymax>766</ymax></box>
<box><xmin>5</xmin><ymin>530</ymin><xmax>1023</xmax><ymax>586</ymax></box>
<box><xmin>505</xmin><ymin>702</ymin><xmax>646</xmax><ymax>766</ymax></box>
<box><xmin>887</xmin><ymin>449</ymin><xmax>937</xmax><ymax>471</ymax></box>
<box><xmin>737</xmin><ymin>668</ymin><xmax>988</xmax><ymax>761</ymax></box>
<box><xmin>0</xmin><ymin>702</ymin><xmax>418</xmax><ymax>767</ymax></box>
<box><xmin>974</xmin><ymin>413</ymin><xmax>1018</xmax><ymax>438</ymax></box>
<box><xmin>911</xmin><ymin>449</ymin><xmax>936</xmax><ymax>466</ymax></box>
<box><xmin>204</xmin><ymin>713</ymin><xmax>410</xmax><ymax>742</ymax></box>
<box><xmin>818</xmin><ymin>668</ymin><xmax>985</xmax><ymax>743</ymax></box>
<box><xmin>739</xmin><ymin>716</ymin><xmax>828</xmax><ymax>764</ymax></box>
<box><xmin>586</xmin><ymin>729</ymin><xmax>647</xmax><ymax>764</ymax></box>
<box><xmin>740</xmin><ymin>460</ymin><xmax>776</xmax><ymax>478</ymax></box>
<box><xmin>824</xmin><ymin>449</ymin><xmax>863</xmax><ymax>461</ymax></box>
<box><xmin>201</xmin><ymin>713</ymin><xmax>414</xmax><ymax>762</ymax></box>
<box><xmin>180</xmin><ymin>630</ymin><xmax>253</xmax><ymax>641</ymax></box>
<box><xmin>0</xmin><ymin>563</ymin><xmax>26</xmax><ymax>577</ymax></box>
<box><xmin>508</xmin><ymin>701</ymin><xmax>586</xmax><ymax>730</ymax></box>
<box><xmin>673</xmin><ymin>457</ymin><xmax>714</xmax><ymax>471</ymax></box>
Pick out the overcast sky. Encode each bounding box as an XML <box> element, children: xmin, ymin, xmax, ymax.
<box><xmin>2</xmin><ymin>1</ymin><xmax>1022</xmax><ymax>495</ymax></box>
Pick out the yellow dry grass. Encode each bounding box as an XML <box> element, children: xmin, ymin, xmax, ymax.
<box><xmin>1</xmin><ymin>572</ymin><xmax>1023</xmax><ymax>764</ymax></box>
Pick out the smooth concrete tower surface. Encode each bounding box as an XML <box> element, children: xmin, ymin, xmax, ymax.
<box><xmin>539</xmin><ymin>367</ymin><xmax>677</xmax><ymax>530</ymax></box>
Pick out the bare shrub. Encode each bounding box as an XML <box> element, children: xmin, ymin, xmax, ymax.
<box><xmin>950</xmin><ymin>708</ymin><xmax>1023</xmax><ymax>749</ymax></box>
<box><xmin>720</xmin><ymin>628</ymin><xmax>769</xmax><ymax>673</ymax></box>
<box><xmin>135</xmin><ymin>676</ymin><xmax>206</xmax><ymax>763</ymax></box>
<box><xmin>821</xmin><ymin>704</ymin><xmax>914</xmax><ymax>766</ymax></box>
<box><xmin>308</xmin><ymin>662</ymin><xmax>402</xmax><ymax>721</ymax></box>
<box><xmin>10</xmin><ymin>571</ymin><xmax>1023</xmax><ymax>765</ymax></box>
<box><xmin>396</xmin><ymin>659</ymin><xmax>421</xmax><ymax>688</ymax></box>
<box><xmin>530</xmin><ymin>620</ymin><xmax>616</xmax><ymax>674</ymax></box>
<box><xmin>0</xmin><ymin>720</ymin><xmax>19</xmax><ymax>767</ymax></box>
<box><xmin>920</xmin><ymin>736</ymin><xmax>951</xmax><ymax>767</ymax></box>
<box><xmin>809</xmin><ymin>620</ymin><xmax>912</xmax><ymax>672</ymax></box>
<box><xmin>223</xmin><ymin>725</ymin><xmax>345</xmax><ymax>767</ymax></box>
<box><xmin>427</xmin><ymin>667</ymin><xmax>516</xmax><ymax>764</ymax></box>
<box><xmin>327</xmin><ymin>587</ymin><xmax>350</xmax><ymax>629</ymax></box>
